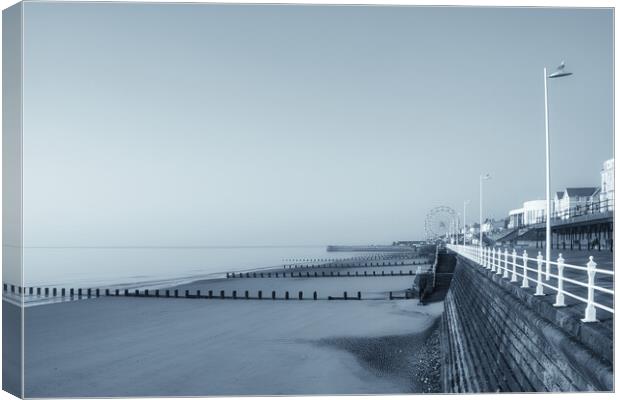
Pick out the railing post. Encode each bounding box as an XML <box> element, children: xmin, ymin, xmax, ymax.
<box><xmin>511</xmin><ymin>249</ymin><xmax>518</xmax><ymax>282</ymax></box>
<box><xmin>496</xmin><ymin>248</ymin><xmax>503</xmax><ymax>276</ymax></box>
<box><xmin>502</xmin><ymin>249</ymin><xmax>509</xmax><ymax>278</ymax></box>
<box><xmin>521</xmin><ymin>250</ymin><xmax>529</xmax><ymax>288</ymax></box>
<box><xmin>490</xmin><ymin>248</ymin><xmax>495</xmax><ymax>271</ymax></box>
<box><xmin>535</xmin><ymin>251</ymin><xmax>545</xmax><ymax>296</ymax></box>
<box><xmin>581</xmin><ymin>256</ymin><xmax>598</xmax><ymax>322</ymax></box>
<box><xmin>553</xmin><ymin>254</ymin><xmax>566</xmax><ymax>307</ymax></box>
<box><xmin>545</xmin><ymin>249</ymin><xmax>551</xmax><ymax>281</ymax></box>
<box><xmin>486</xmin><ymin>247</ymin><xmax>491</xmax><ymax>269</ymax></box>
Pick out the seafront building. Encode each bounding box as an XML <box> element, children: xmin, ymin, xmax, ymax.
<box><xmin>600</xmin><ymin>158</ymin><xmax>614</xmax><ymax>211</ymax></box>
<box><xmin>507</xmin><ymin>200</ymin><xmax>546</xmax><ymax>228</ymax></box>
<box><xmin>553</xmin><ymin>187</ymin><xmax>600</xmax><ymax>219</ymax></box>
<box><xmin>505</xmin><ymin>158</ymin><xmax>613</xmax><ymax>228</ymax></box>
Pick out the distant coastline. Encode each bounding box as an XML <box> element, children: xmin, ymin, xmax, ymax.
<box><xmin>327</xmin><ymin>245</ymin><xmax>417</xmax><ymax>252</ymax></box>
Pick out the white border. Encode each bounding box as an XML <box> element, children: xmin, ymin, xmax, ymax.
<box><xmin>0</xmin><ymin>1</ymin><xmax>616</xmax><ymax>400</ymax></box>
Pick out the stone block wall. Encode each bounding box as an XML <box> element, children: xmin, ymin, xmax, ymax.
<box><xmin>441</xmin><ymin>255</ymin><xmax>613</xmax><ymax>392</ymax></box>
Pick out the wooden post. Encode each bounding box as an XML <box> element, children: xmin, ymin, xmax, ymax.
<box><xmin>196</xmin><ymin>290</ymin><xmax>201</xmax><ymax>298</ymax></box>
<box><xmin>258</xmin><ymin>290</ymin><xmax>262</xmax><ymax>299</ymax></box>
<box><xmin>208</xmin><ymin>290</ymin><xmax>213</xmax><ymax>298</ymax></box>
<box><xmin>313</xmin><ymin>291</ymin><xmax>317</xmax><ymax>300</ymax></box>
<box><xmin>344</xmin><ymin>291</ymin><xmax>347</xmax><ymax>300</ymax></box>
<box><xmin>298</xmin><ymin>291</ymin><xmax>303</xmax><ymax>300</ymax></box>
<box><xmin>357</xmin><ymin>291</ymin><xmax>361</xmax><ymax>300</ymax></box>
<box><xmin>115</xmin><ymin>289</ymin><xmax>119</xmax><ymax>296</ymax></box>
<box><xmin>105</xmin><ymin>289</ymin><xmax>110</xmax><ymax>296</ymax></box>
<box><xmin>135</xmin><ymin>289</ymin><xmax>139</xmax><ymax>297</ymax></box>
<box><xmin>61</xmin><ymin>288</ymin><xmax>65</xmax><ymax>296</ymax></box>
<box><xmin>70</xmin><ymin>288</ymin><xmax>74</xmax><ymax>297</ymax></box>
<box><xmin>174</xmin><ymin>290</ymin><xmax>179</xmax><ymax>298</ymax></box>
<box><xmin>233</xmin><ymin>290</ymin><xmax>237</xmax><ymax>299</ymax></box>
<box><xmin>389</xmin><ymin>291</ymin><xmax>393</xmax><ymax>300</ymax></box>
<box><xmin>45</xmin><ymin>288</ymin><xmax>49</xmax><ymax>296</ymax></box>
<box><xmin>124</xmin><ymin>289</ymin><xmax>129</xmax><ymax>296</ymax></box>
<box><xmin>285</xmin><ymin>291</ymin><xmax>289</xmax><ymax>300</ymax></box>
<box><xmin>272</xmin><ymin>290</ymin><xmax>276</xmax><ymax>300</ymax></box>
<box><xmin>245</xmin><ymin>290</ymin><xmax>249</xmax><ymax>299</ymax></box>
<box><xmin>220</xmin><ymin>290</ymin><xmax>225</xmax><ymax>299</ymax></box>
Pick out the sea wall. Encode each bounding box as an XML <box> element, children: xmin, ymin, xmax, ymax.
<box><xmin>440</xmin><ymin>254</ymin><xmax>613</xmax><ymax>393</ymax></box>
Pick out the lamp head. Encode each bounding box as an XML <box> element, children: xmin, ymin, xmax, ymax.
<box><xmin>548</xmin><ymin>61</ymin><xmax>573</xmax><ymax>78</ymax></box>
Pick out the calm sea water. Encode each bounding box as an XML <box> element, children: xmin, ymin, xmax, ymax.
<box><xmin>22</xmin><ymin>246</ymin><xmax>369</xmax><ymax>288</ymax></box>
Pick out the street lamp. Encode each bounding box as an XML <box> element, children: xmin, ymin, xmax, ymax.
<box><xmin>463</xmin><ymin>200</ymin><xmax>470</xmax><ymax>245</ymax></box>
<box><xmin>479</xmin><ymin>174</ymin><xmax>491</xmax><ymax>249</ymax></box>
<box><xmin>544</xmin><ymin>61</ymin><xmax>573</xmax><ymax>280</ymax></box>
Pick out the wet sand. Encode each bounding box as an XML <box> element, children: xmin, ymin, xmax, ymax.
<box><xmin>22</xmin><ymin>255</ymin><xmax>442</xmax><ymax>397</ymax></box>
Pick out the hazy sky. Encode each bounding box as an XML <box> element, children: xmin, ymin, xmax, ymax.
<box><xmin>21</xmin><ymin>3</ymin><xmax>613</xmax><ymax>246</ymax></box>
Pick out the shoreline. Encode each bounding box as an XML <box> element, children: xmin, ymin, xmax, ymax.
<box><xmin>21</xmin><ymin>253</ymin><xmax>441</xmax><ymax>396</ymax></box>
<box><xmin>8</xmin><ymin>252</ymin><xmax>428</xmax><ymax>307</ymax></box>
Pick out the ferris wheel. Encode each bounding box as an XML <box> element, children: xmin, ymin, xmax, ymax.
<box><xmin>425</xmin><ymin>206</ymin><xmax>458</xmax><ymax>241</ymax></box>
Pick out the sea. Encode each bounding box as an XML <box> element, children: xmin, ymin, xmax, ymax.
<box><xmin>18</xmin><ymin>245</ymin><xmax>372</xmax><ymax>289</ymax></box>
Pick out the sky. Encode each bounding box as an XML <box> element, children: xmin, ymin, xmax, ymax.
<box><xmin>20</xmin><ymin>3</ymin><xmax>613</xmax><ymax>246</ymax></box>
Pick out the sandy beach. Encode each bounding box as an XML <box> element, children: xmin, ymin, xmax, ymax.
<box><xmin>22</xmin><ymin>259</ymin><xmax>443</xmax><ymax>397</ymax></box>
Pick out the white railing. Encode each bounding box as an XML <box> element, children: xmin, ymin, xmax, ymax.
<box><xmin>447</xmin><ymin>244</ymin><xmax>613</xmax><ymax>322</ymax></box>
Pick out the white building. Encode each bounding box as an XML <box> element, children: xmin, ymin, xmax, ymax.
<box><xmin>523</xmin><ymin>200</ymin><xmax>547</xmax><ymax>225</ymax></box>
<box><xmin>600</xmin><ymin>158</ymin><xmax>614</xmax><ymax>211</ymax></box>
<box><xmin>508</xmin><ymin>208</ymin><xmax>524</xmax><ymax>229</ymax></box>
<box><xmin>481</xmin><ymin>219</ymin><xmax>505</xmax><ymax>233</ymax></box>
<box><xmin>507</xmin><ymin>200</ymin><xmax>546</xmax><ymax>227</ymax></box>
<box><xmin>554</xmin><ymin>188</ymin><xmax>600</xmax><ymax>219</ymax></box>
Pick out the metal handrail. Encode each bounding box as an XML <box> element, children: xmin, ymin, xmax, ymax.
<box><xmin>447</xmin><ymin>244</ymin><xmax>613</xmax><ymax>322</ymax></box>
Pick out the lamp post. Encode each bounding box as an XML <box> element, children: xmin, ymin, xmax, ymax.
<box><xmin>463</xmin><ymin>200</ymin><xmax>470</xmax><ymax>245</ymax></box>
<box><xmin>479</xmin><ymin>174</ymin><xmax>491</xmax><ymax>249</ymax></box>
<box><xmin>544</xmin><ymin>62</ymin><xmax>573</xmax><ymax>280</ymax></box>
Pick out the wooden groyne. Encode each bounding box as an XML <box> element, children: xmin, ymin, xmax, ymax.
<box><xmin>226</xmin><ymin>269</ymin><xmax>421</xmax><ymax>278</ymax></box>
<box><xmin>2</xmin><ymin>284</ymin><xmax>422</xmax><ymax>302</ymax></box>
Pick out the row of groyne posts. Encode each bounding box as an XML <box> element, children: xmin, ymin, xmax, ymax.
<box><xmin>3</xmin><ymin>252</ymin><xmax>434</xmax><ymax>303</ymax></box>
<box><xmin>1</xmin><ymin>283</ymin><xmax>416</xmax><ymax>301</ymax></box>
<box><xmin>225</xmin><ymin>266</ymin><xmax>424</xmax><ymax>279</ymax></box>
